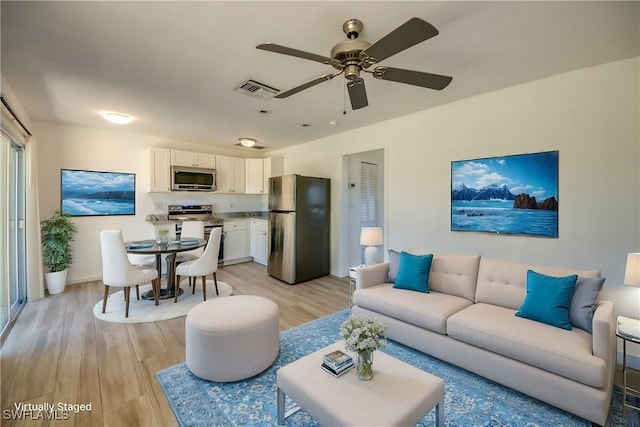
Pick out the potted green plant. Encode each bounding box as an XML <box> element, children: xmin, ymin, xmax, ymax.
<box><xmin>41</xmin><ymin>209</ymin><xmax>77</xmax><ymax>294</ymax></box>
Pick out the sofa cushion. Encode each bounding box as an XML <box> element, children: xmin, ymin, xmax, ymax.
<box><xmin>428</xmin><ymin>254</ymin><xmax>480</xmax><ymax>301</ymax></box>
<box><xmin>515</xmin><ymin>270</ymin><xmax>578</xmax><ymax>330</ymax></box>
<box><xmin>570</xmin><ymin>277</ymin><xmax>605</xmax><ymax>333</ymax></box>
<box><xmin>475</xmin><ymin>258</ymin><xmax>601</xmax><ymax>310</ymax></box>
<box><xmin>386</xmin><ymin>249</ymin><xmax>401</xmax><ymax>283</ymax></box>
<box><xmin>353</xmin><ymin>284</ymin><xmax>473</xmax><ymax>334</ymax></box>
<box><xmin>447</xmin><ymin>303</ymin><xmax>607</xmax><ymax>388</ymax></box>
<box><xmin>393</xmin><ymin>252</ymin><xmax>433</xmax><ymax>293</ymax></box>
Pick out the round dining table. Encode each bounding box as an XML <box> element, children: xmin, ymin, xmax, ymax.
<box><xmin>125</xmin><ymin>238</ymin><xmax>207</xmax><ymax>300</ymax></box>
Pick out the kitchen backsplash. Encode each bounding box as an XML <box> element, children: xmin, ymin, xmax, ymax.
<box><xmin>147</xmin><ymin>211</ymin><xmax>267</xmax><ymax>223</ymax></box>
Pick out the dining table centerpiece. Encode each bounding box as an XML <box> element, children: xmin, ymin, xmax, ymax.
<box><xmin>339</xmin><ymin>314</ymin><xmax>387</xmax><ymax>380</ymax></box>
<box><xmin>156</xmin><ymin>228</ymin><xmax>170</xmax><ymax>245</ymax></box>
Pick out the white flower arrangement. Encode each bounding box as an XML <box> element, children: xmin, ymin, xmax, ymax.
<box><xmin>339</xmin><ymin>315</ymin><xmax>387</xmax><ymax>353</ymax></box>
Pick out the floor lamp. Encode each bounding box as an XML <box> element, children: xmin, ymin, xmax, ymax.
<box><xmin>360</xmin><ymin>227</ymin><xmax>383</xmax><ymax>266</ymax></box>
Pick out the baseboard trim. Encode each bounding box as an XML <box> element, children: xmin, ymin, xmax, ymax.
<box><xmin>66</xmin><ymin>275</ymin><xmax>102</xmax><ymax>285</ymax></box>
<box><xmin>223</xmin><ymin>257</ymin><xmax>253</xmax><ymax>266</ymax></box>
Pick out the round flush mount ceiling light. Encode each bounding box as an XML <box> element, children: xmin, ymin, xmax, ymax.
<box><xmin>239</xmin><ymin>138</ymin><xmax>257</xmax><ymax>148</ymax></box>
<box><xmin>100</xmin><ymin>111</ymin><xmax>133</xmax><ymax>125</ymax></box>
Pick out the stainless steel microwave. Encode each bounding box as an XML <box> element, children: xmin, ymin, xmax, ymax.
<box><xmin>171</xmin><ymin>166</ymin><xmax>216</xmax><ymax>191</ymax></box>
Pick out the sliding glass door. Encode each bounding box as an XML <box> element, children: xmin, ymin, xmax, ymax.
<box><xmin>1</xmin><ymin>131</ymin><xmax>27</xmax><ymax>341</ymax></box>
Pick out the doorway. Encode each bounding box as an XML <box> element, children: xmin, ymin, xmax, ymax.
<box><xmin>0</xmin><ymin>131</ymin><xmax>27</xmax><ymax>343</ymax></box>
<box><xmin>346</xmin><ymin>149</ymin><xmax>385</xmax><ymax>269</ymax></box>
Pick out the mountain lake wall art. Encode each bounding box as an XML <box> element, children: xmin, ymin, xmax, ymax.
<box><xmin>451</xmin><ymin>151</ymin><xmax>559</xmax><ymax>238</ymax></box>
<box><xmin>61</xmin><ymin>169</ymin><xmax>135</xmax><ymax>216</ymax></box>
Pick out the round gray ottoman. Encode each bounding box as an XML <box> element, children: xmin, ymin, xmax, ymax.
<box><xmin>185</xmin><ymin>295</ymin><xmax>279</xmax><ymax>382</ymax></box>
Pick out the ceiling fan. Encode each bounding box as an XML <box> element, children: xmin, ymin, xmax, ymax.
<box><xmin>256</xmin><ymin>17</ymin><xmax>452</xmax><ymax>110</ymax></box>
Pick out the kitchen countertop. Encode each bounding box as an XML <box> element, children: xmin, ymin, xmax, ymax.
<box><xmin>146</xmin><ymin>211</ymin><xmax>268</xmax><ymax>224</ymax></box>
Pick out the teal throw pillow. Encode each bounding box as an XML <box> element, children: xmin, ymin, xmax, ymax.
<box><xmin>393</xmin><ymin>251</ymin><xmax>433</xmax><ymax>293</ymax></box>
<box><xmin>516</xmin><ymin>270</ymin><xmax>578</xmax><ymax>330</ymax></box>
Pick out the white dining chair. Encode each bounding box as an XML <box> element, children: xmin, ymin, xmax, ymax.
<box><xmin>175</xmin><ymin>221</ymin><xmax>205</xmax><ymax>262</ymax></box>
<box><xmin>175</xmin><ymin>227</ymin><xmax>222</xmax><ymax>303</ymax></box>
<box><xmin>100</xmin><ymin>230</ymin><xmax>160</xmax><ymax>317</ymax></box>
<box><xmin>171</xmin><ymin>220</ymin><xmax>205</xmax><ymax>288</ymax></box>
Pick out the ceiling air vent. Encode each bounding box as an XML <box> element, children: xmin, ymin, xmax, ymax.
<box><xmin>234</xmin><ymin>79</ymin><xmax>280</xmax><ymax>99</ymax></box>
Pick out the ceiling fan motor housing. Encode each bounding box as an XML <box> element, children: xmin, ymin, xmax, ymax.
<box><xmin>330</xmin><ymin>38</ymin><xmax>371</xmax><ymax>78</ymax></box>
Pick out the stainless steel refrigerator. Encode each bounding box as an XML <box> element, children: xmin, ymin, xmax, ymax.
<box><xmin>268</xmin><ymin>174</ymin><xmax>330</xmax><ymax>284</ymax></box>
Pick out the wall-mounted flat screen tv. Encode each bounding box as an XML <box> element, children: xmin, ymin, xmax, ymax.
<box><xmin>451</xmin><ymin>150</ymin><xmax>559</xmax><ymax>238</ymax></box>
<box><xmin>61</xmin><ymin>169</ymin><xmax>136</xmax><ymax>216</ymax></box>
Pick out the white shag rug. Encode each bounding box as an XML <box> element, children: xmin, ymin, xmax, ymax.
<box><xmin>92</xmin><ymin>280</ymin><xmax>232</xmax><ymax>323</ymax></box>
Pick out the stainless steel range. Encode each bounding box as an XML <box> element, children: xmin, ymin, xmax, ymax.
<box><xmin>168</xmin><ymin>204</ymin><xmax>224</xmax><ymax>263</ymax></box>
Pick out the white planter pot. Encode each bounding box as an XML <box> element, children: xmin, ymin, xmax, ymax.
<box><xmin>45</xmin><ymin>270</ymin><xmax>67</xmax><ymax>295</ymax></box>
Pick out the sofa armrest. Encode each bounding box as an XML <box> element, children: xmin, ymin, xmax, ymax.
<box><xmin>356</xmin><ymin>262</ymin><xmax>389</xmax><ymax>289</ymax></box>
<box><xmin>592</xmin><ymin>300</ymin><xmax>615</xmax><ymax>363</ymax></box>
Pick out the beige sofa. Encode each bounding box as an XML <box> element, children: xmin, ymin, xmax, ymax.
<box><xmin>351</xmin><ymin>254</ymin><xmax>615</xmax><ymax>426</ymax></box>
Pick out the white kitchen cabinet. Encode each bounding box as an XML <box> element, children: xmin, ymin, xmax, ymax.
<box><xmin>149</xmin><ymin>147</ymin><xmax>171</xmax><ymax>192</ymax></box>
<box><xmin>245</xmin><ymin>159</ymin><xmax>264</xmax><ymax>194</ymax></box>
<box><xmin>216</xmin><ymin>155</ymin><xmax>245</xmax><ymax>193</ymax></box>
<box><xmin>223</xmin><ymin>219</ymin><xmax>250</xmax><ymax>264</ymax></box>
<box><xmin>250</xmin><ymin>219</ymin><xmax>268</xmax><ymax>265</ymax></box>
<box><xmin>245</xmin><ymin>157</ymin><xmax>284</xmax><ymax>194</ymax></box>
<box><xmin>264</xmin><ymin>157</ymin><xmax>284</xmax><ymax>194</ymax></box>
<box><xmin>170</xmin><ymin>149</ymin><xmax>216</xmax><ymax>169</ymax></box>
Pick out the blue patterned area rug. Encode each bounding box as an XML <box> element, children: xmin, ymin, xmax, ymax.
<box><xmin>157</xmin><ymin>310</ymin><xmax>639</xmax><ymax>427</ymax></box>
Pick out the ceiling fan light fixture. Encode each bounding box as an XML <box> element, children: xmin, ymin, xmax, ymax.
<box><xmin>239</xmin><ymin>138</ymin><xmax>257</xmax><ymax>148</ymax></box>
<box><xmin>100</xmin><ymin>111</ymin><xmax>133</xmax><ymax>125</ymax></box>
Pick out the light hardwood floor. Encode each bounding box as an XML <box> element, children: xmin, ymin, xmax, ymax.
<box><xmin>2</xmin><ymin>262</ymin><xmax>639</xmax><ymax>426</ymax></box>
<box><xmin>0</xmin><ymin>262</ymin><xmax>350</xmax><ymax>426</ymax></box>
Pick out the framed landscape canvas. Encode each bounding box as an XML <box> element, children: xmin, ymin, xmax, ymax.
<box><xmin>451</xmin><ymin>151</ymin><xmax>559</xmax><ymax>237</ymax></box>
<box><xmin>61</xmin><ymin>169</ymin><xmax>135</xmax><ymax>216</ymax></box>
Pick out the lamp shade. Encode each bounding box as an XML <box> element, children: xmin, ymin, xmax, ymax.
<box><xmin>624</xmin><ymin>253</ymin><xmax>640</xmax><ymax>287</ymax></box>
<box><xmin>360</xmin><ymin>227</ymin><xmax>383</xmax><ymax>246</ymax></box>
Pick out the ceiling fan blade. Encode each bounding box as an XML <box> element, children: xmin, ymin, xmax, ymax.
<box><xmin>360</xmin><ymin>18</ymin><xmax>439</xmax><ymax>67</ymax></box>
<box><xmin>274</xmin><ymin>74</ymin><xmax>336</xmax><ymax>99</ymax></box>
<box><xmin>373</xmin><ymin>66</ymin><xmax>452</xmax><ymax>90</ymax></box>
<box><xmin>347</xmin><ymin>78</ymin><xmax>368</xmax><ymax>110</ymax></box>
<box><xmin>256</xmin><ymin>43</ymin><xmax>334</xmax><ymax>64</ymax></box>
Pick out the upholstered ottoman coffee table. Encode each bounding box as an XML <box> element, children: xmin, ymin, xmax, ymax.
<box><xmin>185</xmin><ymin>295</ymin><xmax>279</xmax><ymax>382</ymax></box>
<box><xmin>277</xmin><ymin>341</ymin><xmax>445</xmax><ymax>426</ymax></box>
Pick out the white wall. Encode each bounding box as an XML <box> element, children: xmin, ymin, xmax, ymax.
<box><xmin>33</xmin><ymin>121</ymin><xmax>265</xmax><ymax>283</ymax></box>
<box><xmin>272</xmin><ymin>58</ymin><xmax>640</xmax><ymax>322</ymax></box>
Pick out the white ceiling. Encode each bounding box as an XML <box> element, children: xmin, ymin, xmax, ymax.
<box><xmin>1</xmin><ymin>1</ymin><xmax>638</xmax><ymax>152</ymax></box>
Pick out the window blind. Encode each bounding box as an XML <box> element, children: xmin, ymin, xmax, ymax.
<box><xmin>360</xmin><ymin>161</ymin><xmax>378</xmax><ymax>227</ymax></box>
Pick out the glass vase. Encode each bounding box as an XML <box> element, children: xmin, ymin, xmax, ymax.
<box><xmin>356</xmin><ymin>350</ymin><xmax>374</xmax><ymax>381</ymax></box>
<box><xmin>156</xmin><ymin>232</ymin><xmax>170</xmax><ymax>245</ymax></box>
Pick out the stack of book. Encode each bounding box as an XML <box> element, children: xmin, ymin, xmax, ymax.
<box><xmin>321</xmin><ymin>349</ymin><xmax>354</xmax><ymax>377</ymax></box>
